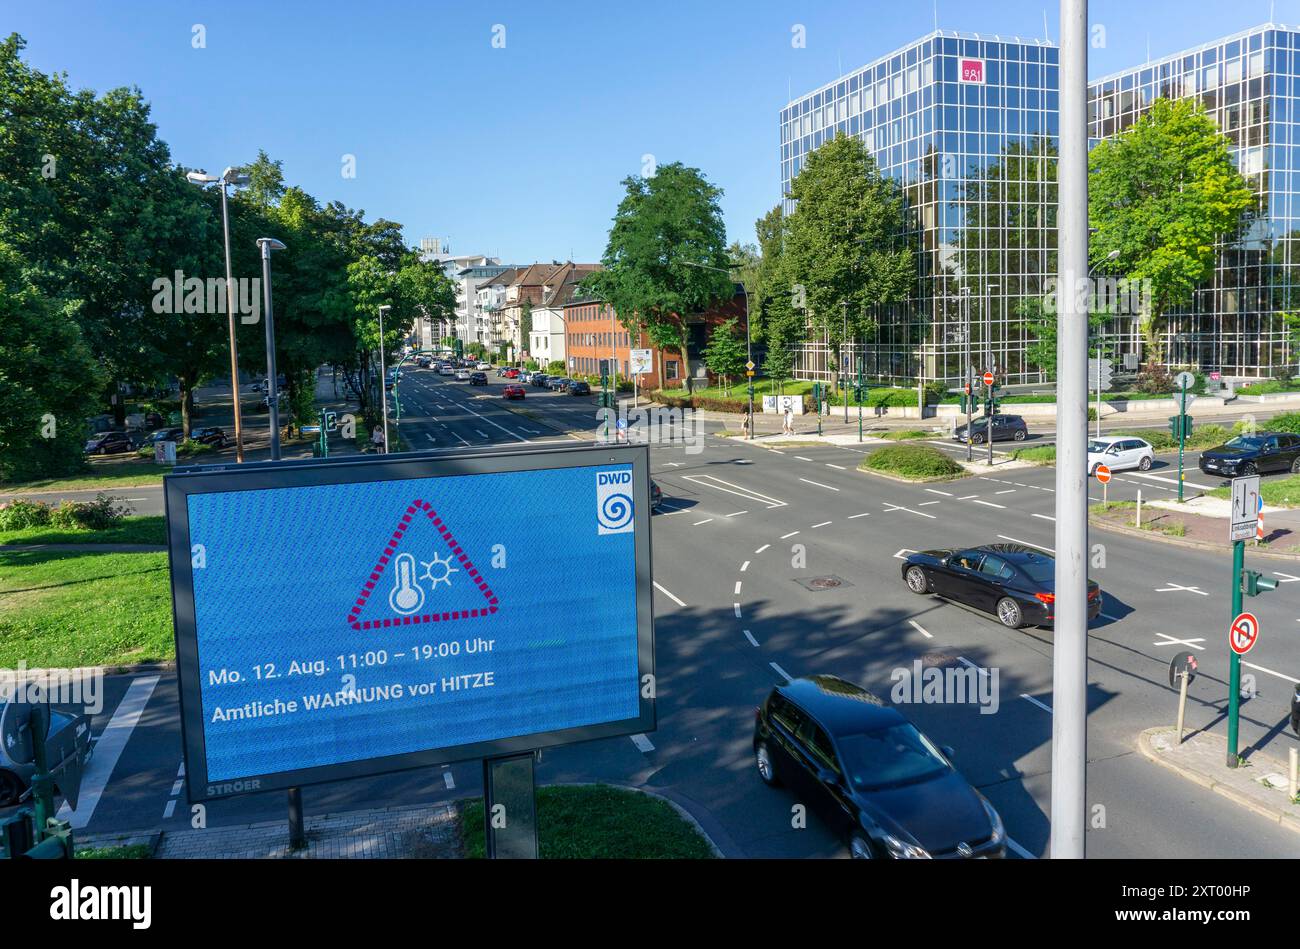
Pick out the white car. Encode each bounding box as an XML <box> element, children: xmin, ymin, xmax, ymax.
<box><xmin>1087</xmin><ymin>436</ymin><xmax>1155</xmax><ymax>474</ymax></box>
<box><xmin>476</xmin><ymin>361</ymin><xmax>491</xmax><ymax>370</ymax></box>
<box><xmin>455</xmin><ymin>369</ymin><xmax>471</xmax><ymax>381</ymax></box>
<box><xmin>438</xmin><ymin>365</ymin><xmax>455</xmax><ymax>376</ymax></box>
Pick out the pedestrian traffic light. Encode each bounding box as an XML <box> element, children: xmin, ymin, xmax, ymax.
<box><xmin>1243</xmin><ymin>570</ymin><xmax>1279</xmax><ymax>597</ymax></box>
<box><xmin>1169</xmin><ymin>414</ymin><xmax>1193</xmax><ymax>439</ymax></box>
<box><xmin>454</xmin><ymin>339</ymin><xmax>463</xmax><ymax>360</ymax></box>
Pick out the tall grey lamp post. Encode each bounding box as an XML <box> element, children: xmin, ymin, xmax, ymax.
<box><xmin>256</xmin><ymin>237</ymin><xmax>286</xmax><ymax>460</ymax></box>
<box><xmin>378</xmin><ymin>305</ymin><xmax>392</xmax><ymax>453</ymax></box>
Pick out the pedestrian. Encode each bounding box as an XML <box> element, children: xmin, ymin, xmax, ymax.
<box><xmin>741</xmin><ymin>413</ymin><xmax>750</xmax><ymax>438</ymax></box>
<box><xmin>370</xmin><ymin>424</ymin><xmax>385</xmax><ymax>454</ymax></box>
<box><xmin>783</xmin><ymin>406</ymin><xmax>794</xmax><ymax>436</ymax></box>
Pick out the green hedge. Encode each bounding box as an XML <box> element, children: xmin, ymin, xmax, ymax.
<box><xmin>860</xmin><ymin>444</ymin><xmax>964</xmax><ymax>480</ymax></box>
<box><xmin>0</xmin><ymin>494</ymin><xmax>128</xmax><ymax>531</ymax></box>
<box><xmin>1111</xmin><ymin>424</ymin><xmax>1232</xmax><ymax>452</ymax></box>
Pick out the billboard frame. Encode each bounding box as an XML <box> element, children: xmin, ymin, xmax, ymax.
<box><xmin>164</xmin><ymin>443</ymin><xmax>655</xmax><ymax>803</ymax></box>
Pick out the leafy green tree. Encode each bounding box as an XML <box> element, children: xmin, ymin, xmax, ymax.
<box><xmin>702</xmin><ymin>318</ymin><xmax>747</xmax><ymax>395</ymax></box>
<box><xmin>1089</xmin><ymin>98</ymin><xmax>1256</xmax><ymax>362</ymax></box>
<box><xmin>1018</xmin><ymin>297</ymin><xmax>1112</xmax><ymax>377</ymax></box>
<box><xmin>762</xmin><ymin>333</ymin><xmax>794</xmax><ymax>395</ymax></box>
<box><xmin>584</xmin><ymin>162</ymin><xmax>732</xmax><ymax>392</ymax></box>
<box><xmin>240</xmin><ymin>150</ymin><xmax>286</xmax><ymax>209</ymax></box>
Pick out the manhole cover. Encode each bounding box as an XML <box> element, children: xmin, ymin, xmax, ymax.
<box><xmin>794</xmin><ymin>575</ymin><xmax>853</xmax><ymax>592</ymax></box>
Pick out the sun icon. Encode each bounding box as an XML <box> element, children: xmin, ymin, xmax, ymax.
<box><xmin>420</xmin><ymin>551</ymin><xmax>458</xmax><ymax>591</ymax></box>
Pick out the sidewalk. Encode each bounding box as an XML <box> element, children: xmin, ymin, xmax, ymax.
<box><xmin>1139</xmin><ymin>726</ymin><xmax>1300</xmax><ymax>834</ymax></box>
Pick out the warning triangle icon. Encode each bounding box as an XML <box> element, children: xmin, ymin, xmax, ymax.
<box><xmin>347</xmin><ymin>498</ymin><xmax>499</xmax><ymax>631</ymax></box>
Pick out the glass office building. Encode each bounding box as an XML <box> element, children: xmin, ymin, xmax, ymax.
<box><xmin>781</xmin><ymin>23</ymin><xmax>1300</xmax><ymax>385</ymax></box>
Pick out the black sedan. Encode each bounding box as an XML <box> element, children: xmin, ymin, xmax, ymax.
<box><xmin>1199</xmin><ymin>432</ymin><xmax>1300</xmax><ymax>478</ymax></box>
<box><xmin>754</xmin><ymin>675</ymin><xmax>1005</xmax><ymax>859</ymax></box>
<box><xmin>952</xmin><ymin>413</ymin><xmax>1028</xmax><ymax>444</ymax></box>
<box><xmin>192</xmin><ymin>426</ymin><xmax>228</xmax><ymax>448</ymax></box>
<box><xmin>901</xmin><ymin>543</ymin><xmax>1101</xmax><ymax>629</ymax></box>
<box><xmin>85</xmin><ymin>431</ymin><xmax>133</xmax><ymax>455</ymax></box>
<box><xmin>469</xmin><ymin>371</ymin><xmax>488</xmax><ymax>386</ymax></box>
<box><xmin>141</xmin><ymin>427</ymin><xmax>184</xmax><ymax>447</ymax></box>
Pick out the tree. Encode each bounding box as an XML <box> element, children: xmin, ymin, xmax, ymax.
<box><xmin>1089</xmin><ymin>98</ymin><xmax>1256</xmax><ymax>363</ymax></box>
<box><xmin>1018</xmin><ymin>297</ymin><xmax>1112</xmax><ymax>378</ymax></box>
<box><xmin>762</xmin><ymin>333</ymin><xmax>794</xmax><ymax>396</ymax></box>
<box><xmin>782</xmin><ymin>134</ymin><xmax>915</xmax><ymax>365</ymax></box>
<box><xmin>702</xmin><ymin>319</ymin><xmax>747</xmax><ymax>396</ymax></box>
<box><xmin>240</xmin><ymin>150</ymin><xmax>286</xmax><ymax>209</ymax></box>
<box><xmin>584</xmin><ymin>162</ymin><xmax>733</xmax><ymax>392</ymax></box>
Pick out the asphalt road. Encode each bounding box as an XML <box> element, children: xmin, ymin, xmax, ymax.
<box><xmin>10</xmin><ymin>371</ymin><xmax>1300</xmax><ymax>858</ymax></box>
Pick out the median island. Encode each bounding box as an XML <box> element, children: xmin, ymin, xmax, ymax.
<box><xmin>858</xmin><ymin>444</ymin><xmax>965</xmax><ymax>482</ymax></box>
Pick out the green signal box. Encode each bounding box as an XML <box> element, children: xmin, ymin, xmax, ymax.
<box><xmin>1243</xmin><ymin>570</ymin><xmax>1278</xmax><ymax>597</ymax></box>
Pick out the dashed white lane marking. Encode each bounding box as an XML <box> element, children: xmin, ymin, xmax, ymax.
<box><xmin>1242</xmin><ymin>658</ymin><xmax>1300</xmax><ymax>684</ymax></box>
<box><xmin>799</xmin><ymin>478</ymin><xmax>839</xmax><ymax>491</ymax></box>
<box><xmin>653</xmin><ymin>581</ymin><xmax>686</xmax><ymax>607</ymax></box>
<box><xmin>631</xmin><ymin>734</ymin><xmax>655</xmax><ymax>753</ymax></box>
<box><xmin>826</xmin><ymin>463</ymin><xmax>846</xmax><ymax>470</ymax></box>
<box><xmin>162</xmin><ymin>799</ymin><xmax>177</xmax><ymax>819</ymax></box>
<box><xmin>781</xmin><ymin>531</ymin><xmax>800</xmax><ymax>539</ymax></box>
<box><xmin>883</xmin><ymin>503</ymin><xmax>937</xmax><ymax>519</ymax></box>
<box><xmin>925</xmin><ymin>488</ymin><xmax>954</xmax><ymax>497</ymax></box>
<box><xmin>957</xmin><ymin>494</ymin><xmax>978</xmax><ymax>500</ymax></box>
<box><xmin>957</xmin><ymin>657</ymin><xmax>991</xmax><ymax>677</ymax></box>
<box><xmin>755</xmin><ymin>544</ymin><xmax>770</xmax><ymax>553</ymax></box>
<box><xmin>998</xmin><ymin>534</ymin><xmax>1054</xmax><ymax>554</ymax></box>
<box><xmin>170</xmin><ymin>779</ymin><xmax>184</xmax><ymax>796</ymax></box>
<box><xmin>849</xmin><ymin>512</ymin><xmax>871</xmax><ymax>518</ymax></box>
<box><xmin>769</xmin><ymin>662</ymin><xmax>793</xmax><ymax>682</ymax></box>
<box><xmin>727</xmin><ymin>510</ymin><xmax>748</xmax><ymax>517</ymax></box>
<box><xmin>743</xmin><ymin>629</ymin><xmax>760</xmax><ymax>647</ymax></box>
<box><xmin>474</xmin><ymin>429</ymin><xmax>489</xmax><ymax>439</ymax></box>
<box><xmin>740</xmin><ymin>560</ymin><xmax>751</xmax><ymax>572</ymax></box>
<box><xmin>795</xmin><ymin>456</ymin><xmax>814</xmax><ymax>462</ymax></box>
<box><xmin>907</xmin><ymin>619</ymin><xmax>933</xmax><ymax>639</ymax></box>
<box><xmin>443</xmin><ymin>769</ymin><xmax>456</xmax><ymax>790</ymax></box>
<box><xmin>995</xmin><ymin>489</ymin><xmax>1017</xmax><ymax>494</ymax></box>
<box><xmin>918</xmin><ymin>500</ymin><xmax>942</xmax><ymax>506</ymax></box>
<box><xmin>1032</xmin><ymin>513</ymin><xmax>1056</xmax><ymax>522</ymax></box>
<box><xmin>811</xmin><ymin>520</ymin><xmax>833</xmax><ymax>529</ymax></box>
<box><xmin>1020</xmin><ymin>694</ymin><xmax>1053</xmax><ymax>714</ymax></box>
<box><xmin>734</xmin><ymin>581</ymin><xmax>743</xmax><ymax>595</ymax></box>
<box><xmin>734</xmin><ymin>603</ymin><xmax>742</xmax><ymax>618</ymax></box>
<box><xmin>425</xmin><ymin>434</ymin><xmax>436</xmax><ymax>443</ymax></box>
<box><xmin>693</xmin><ymin>518</ymin><xmax>714</xmax><ymax>526</ymax></box>
<box><xmin>59</xmin><ymin>675</ymin><xmax>160</xmax><ymax>829</ymax></box>
<box><xmin>1006</xmin><ymin>838</ymin><xmax>1037</xmax><ymax>859</ymax></box>
<box><xmin>970</xmin><ymin>499</ymin><xmax>1006</xmax><ymax>509</ymax></box>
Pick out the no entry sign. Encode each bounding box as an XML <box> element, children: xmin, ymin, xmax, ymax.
<box><xmin>983</xmin><ymin>371</ymin><xmax>995</xmax><ymax>386</ymax></box>
<box><xmin>1228</xmin><ymin>611</ymin><xmax>1260</xmax><ymax>655</ymax></box>
<box><xmin>1094</xmin><ymin>464</ymin><xmax>1112</xmax><ymax>484</ymax></box>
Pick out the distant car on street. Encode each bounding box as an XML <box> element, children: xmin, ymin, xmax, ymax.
<box><xmin>1199</xmin><ymin>432</ymin><xmax>1300</xmax><ymax>478</ymax></box>
<box><xmin>469</xmin><ymin>371</ymin><xmax>488</xmax><ymax>385</ymax></box>
<box><xmin>569</xmin><ymin>380</ymin><xmax>591</xmax><ymax>396</ymax></box>
<box><xmin>503</xmin><ymin>368</ymin><xmax>520</xmax><ymax>379</ymax></box>
<box><xmin>439</xmin><ymin>365</ymin><xmax>455</xmax><ymax>376</ymax></box>
<box><xmin>476</xmin><ymin>361</ymin><xmax>491</xmax><ymax>370</ymax></box>
<box><xmin>531</xmin><ymin>373</ymin><xmax>550</xmax><ymax>388</ymax></box>
<box><xmin>549</xmin><ymin>376</ymin><xmax>572</xmax><ymax>391</ymax></box>
<box><xmin>141</xmin><ymin>427</ymin><xmax>184</xmax><ymax>447</ymax></box>
<box><xmin>901</xmin><ymin>543</ymin><xmax>1101</xmax><ymax>630</ymax></box>
<box><xmin>753</xmin><ymin>675</ymin><xmax>1005</xmax><ymax>859</ymax></box>
<box><xmin>952</xmin><ymin>414</ymin><xmax>1028</xmax><ymax>445</ymax></box>
<box><xmin>650</xmin><ymin>479</ymin><xmax>663</xmax><ymax>510</ymax></box>
<box><xmin>1086</xmin><ymin>436</ymin><xmax>1155</xmax><ymax>474</ymax></box>
<box><xmin>192</xmin><ymin>426</ymin><xmax>228</xmax><ymax>448</ymax></box>
<box><xmin>0</xmin><ymin>705</ymin><xmax>93</xmax><ymax>807</ymax></box>
<box><xmin>503</xmin><ymin>384</ymin><xmax>526</xmax><ymax>400</ymax></box>
<box><xmin>455</xmin><ymin>369</ymin><xmax>471</xmax><ymax>381</ymax></box>
<box><xmin>84</xmin><ymin>431</ymin><xmax>133</xmax><ymax>455</ymax></box>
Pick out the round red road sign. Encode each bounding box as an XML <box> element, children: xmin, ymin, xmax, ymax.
<box><xmin>983</xmin><ymin>371</ymin><xmax>995</xmax><ymax>386</ymax></box>
<box><xmin>1229</xmin><ymin>611</ymin><xmax>1259</xmax><ymax>655</ymax></box>
<box><xmin>1094</xmin><ymin>464</ymin><xmax>1112</xmax><ymax>484</ymax></box>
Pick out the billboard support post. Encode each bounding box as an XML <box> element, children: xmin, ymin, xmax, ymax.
<box><xmin>287</xmin><ymin>786</ymin><xmax>306</xmax><ymax>850</ymax></box>
<box><xmin>483</xmin><ymin>752</ymin><xmax>539</xmax><ymax>859</ymax></box>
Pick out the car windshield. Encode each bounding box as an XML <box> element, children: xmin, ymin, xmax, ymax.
<box><xmin>1087</xmin><ymin>440</ymin><xmax>1115</xmax><ymax>453</ymax></box>
<box><xmin>838</xmin><ymin>723</ymin><xmax>950</xmax><ymax>791</ymax></box>
<box><xmin>1223</xmin><ymin>436</ymin><xmax>1264</xmax><ymax>450</ymax></box>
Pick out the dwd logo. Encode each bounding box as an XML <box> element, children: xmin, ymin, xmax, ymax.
<box><xmin>596</xmin><ymin>469</ymin><xmax>634</xmax><ymax>535</ymax></box>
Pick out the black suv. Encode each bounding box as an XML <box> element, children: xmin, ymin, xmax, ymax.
<box><xmin>753</xmin><ymin>675</ymin><xmax>1005</xmax><ymax>859</ymax></box>
<box><xmin>469</xmin><ymin>371</ymin><xmax>488</xmax><ymax>386</ymax></box>
<box><xmin>952</xmin><ymin>413</ymin><xmax>1028</xmax><ymax>444</ymax></box>
<box><xmin>569</xmin><ymin>380</ymin><xmax>591</xmax><ymax>396</ymax></box>
<box><xmin>85</xmin><ymin>431</ymin><xmax>133</xmax><ymax>455</ymax></box>
<box><xmin>1199</xmin><ymin>432</ymin><xmax>1300</xmax><ymax>478</ymax></box>
<box><xmin>192</xmin><ymin>427</ymin><xmax>228</xmax><ymax>448</ymax></box>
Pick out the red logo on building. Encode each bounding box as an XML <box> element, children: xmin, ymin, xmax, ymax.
<box><xmin>959</xmin><ymin>58</ymin><xmax>986</xmax><ymax>84</ymax></box>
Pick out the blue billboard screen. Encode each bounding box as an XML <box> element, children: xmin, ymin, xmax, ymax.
<box><xmin>167</xmin><ymin>448</ymin><xmax>652</xmax><ymax>797</ymax></box>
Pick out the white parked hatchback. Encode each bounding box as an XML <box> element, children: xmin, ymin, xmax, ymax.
<box><xmin>1087</xmin><ymin>436</ymin><xmax>1155</xmax><ymax>474</ymax></box>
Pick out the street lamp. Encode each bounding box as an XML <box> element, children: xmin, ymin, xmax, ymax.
<box><xmin>1088</xmin><ymin>249</ymin><xmax>1123</xmax><ymax>437</ymax></box>
<box><xmin>256</xmin><ymin>237</ymin><xmax>286</xmax><ymax>460</ymax></box>
<box><xmin>681</xmin><ymin>260</ymin><xmax>753</xmax><ymax>439</ymax></box>
<box><xmin>187</xmin><ymin>167</ymin><xmax>251</xmax><ymax>461</ymax></box>
<box><xmin>378</xmin><ymin>304</ymin><xmax>392</xmax><ymax>453</ymax></box>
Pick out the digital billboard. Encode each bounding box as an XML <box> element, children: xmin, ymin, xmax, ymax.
<box><xmin>165</xmin><ymin>444</ymin><xmax>654</xmax><ymax>801</ymax></box>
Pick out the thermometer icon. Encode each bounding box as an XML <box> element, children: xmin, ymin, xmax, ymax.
<box><xmin>389</xmin><ymin>552</ymin><xmax>425</xmax><ymax>615</ymax></box>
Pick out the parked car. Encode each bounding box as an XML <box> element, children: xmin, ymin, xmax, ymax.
<box><xmin>476</xmin><ymin>361</ymin><xmax>492</xmax><ymax>370</ymax></box>
<box><xmin>192</xmin><ymin>426</ymin><xmax>228</xmax><ymax>448</ymax></box>
<box><xmin>142</xmin><ymin>427</ymin><xmax>184</xmax><ymax>447</ymax></box>
<box><xmin>531</xmin><ymin>373</ymin><xmax>550</xmax><ymax>388</ymax></box>
<box><xmin>549</xmin><ymin>376</ymin><xmax>572</xmax><ymax>391</ymax></box>
<box><xmin>1290</xmin><ymin>682</ymin><xmax>1299</xmax><ymax>736</ymax></box>
<box><xmin>952</xmin><ymin>413</ymin><xmax>1028</xmax><ymax>444</ymax></box>
<box><xmin>469</xmin><ymin>371</ymin><xmax>488</xmax><ymax>386</ymax></box>
<box><xmin>1199</xmin><ymin>432</ymin><xmax>1300</xmax><ymax>478</ymax></box>
<box><xmin>416</xmin><ymin>356</ymin><xmax>431</xmax><ymax>369</ymax></box>
<box><xmin>503</xmin><ymin>368</ymin><xmax>521</xmax><ymax>379</ymax></box>
<box><xmin>84</xmin><ymin>431</ymin><xmax>133</xmax><ymax>455</ymax></box>
<box><xmin>901</xmin><ymin>543</ymin><xmax>1102</xmax><ymax>629</ymax></box>
<box><xmin>455</xmin><ymin>369</ymin><xmax>471</xmax><ymax>381</ymax></box>
<box><xmin>385</xmin><ymin>371</ymin><xmax>399</xmax><ymax>390</ymax></box>
<box><xmin>650</xmin><ymin>479</ymin><xmax>663</xmax><ymax>511</ymax></box>
<box><xmin>1086</xmin><ymin>436</ymin><xmax>1155</xmax><ymax>474</ymax></box>
<box><xmin>439</xmin><ymin>365</ymin><xmax>455</xmax><ymax>376</ymax></box>
<box><xmin>569</xmin><ymin>380</ymin><xmax>592</xmax><ymax>396</ymax></box>
<box><xmin>503</xmin><ymin>384</ymin><xmax>526</xmax><ymax>400</ymax></box>
<box><xmin>0</xmin><ymin>705</ymin><xmax>94</xmax><ymax>807</ymax></box>
<box><xmin>753</xmin><ymin>675</ymin><xmax>1005</xmax><ymax>859</ymax></box>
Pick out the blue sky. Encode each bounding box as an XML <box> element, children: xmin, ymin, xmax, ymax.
<box><xmin>6</xmin><ymin>0</ymin><xmax>1295</xmax><ymax>262</ymax></box>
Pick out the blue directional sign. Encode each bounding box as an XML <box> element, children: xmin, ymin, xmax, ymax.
<box><xmin>165</xmin><ymin>445</ymin><xmax>654</xmax><ymax>800</ymax></box>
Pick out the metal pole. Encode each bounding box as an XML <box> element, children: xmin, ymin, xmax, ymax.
<box><xmin>1226</xmin><ymin>539</ymin><xmax>1244</xmax><ymax>767</ymax></box>
<box><xmin>287</xmin><ymin>786</ymin><xmax>306</xmax><ymax>849</ymax></box>
<box><xmin>1096</xmin><ymin>351</ymin><xmax>1102</xmax><ymax>438</ymax></box>
<box><xmin>219</xmin><ymin>184</ymin><xmax>245</xmax><ymax>463</ymax></box>
<box><xmin>1177</xmin><ymin>382</ymin><xmax>1187</xmax><ymax>503</ymax></box>
<box><xmin>260</xmin><ymin>245</ymin><xmax>281</xmax><ymax>461</ymax></box>
<box><xmin>744</xmin><ymin>283</ymin><xmax>753</xmax><ymax>439</ymax></box>
<box><xmin>1176</xmin><ymin>671</ymin><xmax>1189</xmax><ymax>743</ymax></box>
<box><xmin>843</xmin><ymin>305</ymin><xmax>849</xmax><ymax>422</ymax></box>
<box><xmin>378</xmin><ymin>306</ymin><xmax>390</xmax><ymax>453</ymax></box>
<box><xmin>965</xmin><ymin>293</ymin><xmax>972</xmax><ymax>462</ymax></box>
<box><xmin>1050</xmin><ymin>0</ymin><xmax>1089</xmax><ymax>860</ymax></box>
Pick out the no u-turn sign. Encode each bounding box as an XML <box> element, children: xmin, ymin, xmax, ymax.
<box><xmin>1228</xmin><ymin>611</ymin><xmax>1259</xmax><ymax>655</ymax></box>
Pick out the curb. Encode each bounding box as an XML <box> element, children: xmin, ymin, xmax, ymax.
<box><xmin>1</xmin><ymin>661</ymin><xmax>175</xmax><ymax>676</ymax></box>
<box><xmin>1136</xmin><ymin>727</ymin><xmax>1300</xmax><ymax>834</ymax></box>
<box><xmin>857</xmin><ymin>465</ymin><xmax>967</xmax><ymax>484</ymax></box>
<box><xmin>1089</xmin><ymin>512</ymin><xmax>1300</xmax><ymax>561</ymax></box>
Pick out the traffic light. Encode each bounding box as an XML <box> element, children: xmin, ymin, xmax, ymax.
<box><xmin>1169</xmin><ymin>414</ymin><xmax>1193</xmax><ymax>439</ymax></box>
<box><xmin>1243</xmin><ymin>570</ymin><xmax>1279</xmax><ymax>597</ymax></box>
<box><xmin>453</xmin><ymin>338</ymin><xmax>463</xmax><ymax>360</ymax></box>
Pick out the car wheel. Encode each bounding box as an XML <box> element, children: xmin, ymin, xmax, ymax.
<box><xmin>1013</xmin><ymin>429</ymin><xmax>1027</xmax><ymax>441</ymax></box>
<box><xmin>970</xmin><ymin>433</ymin><xmax>984</xmax><ymax>445</ymax></box>
<box><xmin>905</xmin><ymin>565</ymin><xmax>931</xmax><ymax>594</ymax></box>
<box><xmin>0</xmin><ymin>769</ymin><xmax>23</xmax><ymax>807</ymax></box>
<box><xmin>1243</xmin><ymin>462</ymin><xmax>1257</xmax><ymax>476</ymax></box>
<box><xmin>849</xmin><ymin>834</ymin><xmax>875</xmax><ymax>859</ymax></box>
<box><xmin>996</xmin><ymin>597</ymin><xmax>1025</xmax><ymax>629</ymax></box>
<box><xmin>1291</xmin><ymin>457</ymin><xmax>1300</xmax><ymax>475</ymax></box>
<box><xmin>755</xmin><ymin>741</ymin><xmax>780</xmax><ymax>786</ymax></box>
<box><xmin>1139</xmin><ymin>455</ymin><xmax>1153</xmax><ymax>471</ymax></box>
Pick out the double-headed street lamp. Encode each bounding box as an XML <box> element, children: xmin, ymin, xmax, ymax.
<box><xmin>187</xmin><ymin>167</ymin><xmax>251</xmax><ymax>461</ymax></box>
<box><xmin>256</xmin><ymin>237</ymin><xmax>286</xmax><ymax>460</ymax></box>
<box><xmin>681</xmin><ymin>260</ymin><xmax>753</xmax><ymax>439</ymax></box>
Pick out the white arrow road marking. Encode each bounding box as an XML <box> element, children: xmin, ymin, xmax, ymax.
<box><xmin>799</xmin><ymin>478</ymin><xmax>839</xmax><ymax>491</ymax></box>
<box><xmin>883</xmin><ymin>503</ymin><xmax>936</xmax><ymax>519</ymax></box>
<box><xmin>907</xmin><ymin>619</ymin><xmax>933</xmax><ymax>639</ymax></box>
<box><xmin>893</xmin><ymin>548</ymin><xmax>918</xmax><ymax>560</ymax></box>
<box><xmin>1155</xmin><ymin>582</ymin><xmax>1208</xmax><ymax>596</ymax></box>
<box><xmin>1272</xmin><ymin>572</ymin><xmax>1300</xmax><ymax>583</ymax></box>
<box><xmin>743</xmin><ymin>629</ymin><xmax>759</xmax><ymax>647</ymax></box>
<box><xmin>682</xmin><ymin>474</ymin><xmax>787</xmax><ymax>508</ymax></box>
<box><xmin>1153</xmin><ymin>633</ymin><xmax>1206</xmax><ymax>650</ymax></box>
<box><xmin>769</xmin><ymin>662</ymin><xmax>793</xmax><ymax>682</ymax></box>
<box><xmin>58</xmin><ymin>675</ymin><xmax>160</xmax><ymax>829</ymax></box>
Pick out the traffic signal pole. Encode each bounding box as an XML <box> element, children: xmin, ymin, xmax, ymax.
<box><xmin>1226</xmin><ymin>539</ymin><xmax>1245</xmax><ymax>767</ymax></box>
<box><xmin>1177</xmin><ymin>381</ymin><xmax>1188</xmax><ymax>503</ymax></box>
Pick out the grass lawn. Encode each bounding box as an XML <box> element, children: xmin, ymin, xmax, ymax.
<box><xmin>0</xmin><ymin>549</ymin><xmax>173</xmax><ymax>667</ymax></box>
<box><xmin>1207</xmin><ymin>473</ymin><xmax>1300</xmax><ymax>508</ymax></box>
<box><xmin>1009</xmin><ymin>445</ymin><xmax>1057</xmax><ymax>464</ymax></box>
<box><xmin>76</xmin><ymin>844</ymin><xmax>153</xmax><ymax>859</ymax></box>
<box><xmin>0</xmin><ymin>516</ymin><xmax>166</xmax><ymax>547</ymax></box>
<box><xmin>859</xmin><ymin>444</ymin><xmax>965</xmax><ymax>480</ymax></box>
<box><xmin>879</xmin><ymin>429</ymin><xmax>934</xmax><ymax>441</ymax></box>
<box><xmin>460</xmin><ymin>785</ymin><xmax>714</xmax><ymax>859</ymax></box>
<box><xmin>1</xmin><ymin>462</ymin><xmax>169</xmax><ymax>494</ymax></box>
<box><xmin>677</xmin><ymin>379</ymin><xmax>815</xmax><ymax>401</ymax></box>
